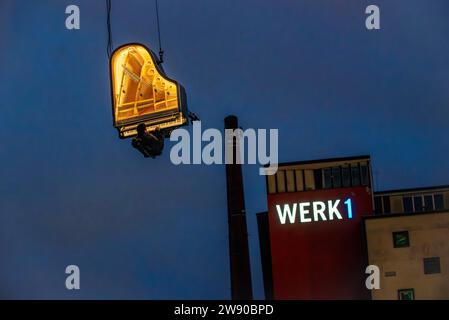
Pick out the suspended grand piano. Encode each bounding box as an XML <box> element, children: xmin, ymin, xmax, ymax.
<box><xmin>109</xmin><ymin>43</ymin><xmax>188</xmax><ymax>139</ymax></box>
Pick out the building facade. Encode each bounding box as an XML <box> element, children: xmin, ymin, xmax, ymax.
<box><xmin>259</xmin><ymin>155</ymin><xmax>374</xmax><ymax>299</ymax></box>
<box><xmin>366</xmin><ymin>185</ymin><xmax>449</xmax><ymax>300</ymax></box>
<box><xmin>258</xmin><ymin>156</ymin><xmax>449</xmax><ymax>300</ymax></box>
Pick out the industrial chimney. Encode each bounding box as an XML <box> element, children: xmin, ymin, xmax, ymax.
<box><xmin>224</xmin><ymin>115</ymin><xmax>253</xmax><ymax>300</ymax></box>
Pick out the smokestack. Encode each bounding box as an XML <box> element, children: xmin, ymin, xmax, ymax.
<box><xmin>224</xmin><ymin>115</ymin><xmax>253</xmax><ymax>300</ymax></box>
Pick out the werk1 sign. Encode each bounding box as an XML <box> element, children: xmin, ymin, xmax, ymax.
<box><xmin>267</xmin><ymin>186</ymin><xmax>373</xmax><ymax>299</ymax></box>
<box><xmin>275</xmin><ymin>198</ymin><xmax>354</xmax><ymax>224</ymax></box>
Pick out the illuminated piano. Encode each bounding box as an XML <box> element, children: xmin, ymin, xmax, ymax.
<box><xmin>110</xmin><ymin>43</ymin><xmax>188</xmax><ymax>138</ymax></box>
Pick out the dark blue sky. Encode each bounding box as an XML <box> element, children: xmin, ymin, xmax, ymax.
<box><xmin>1</xmin><ymin>0</ymin><xmax>448</xmax><ymax>299</ymax></box>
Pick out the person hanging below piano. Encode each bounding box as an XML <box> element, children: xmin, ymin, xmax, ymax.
<box><xmin>131</xmin><ymin>123</ymin><xmax>165</xmax><ymax>158</ymax></box>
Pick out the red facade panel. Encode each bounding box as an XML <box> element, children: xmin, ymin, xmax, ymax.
<box><xmin>267</xmin><ymin>186</ymin><xmax>373</xmax><ymax>299</ymax></box>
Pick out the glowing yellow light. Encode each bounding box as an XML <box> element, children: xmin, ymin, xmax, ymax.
<box><xmin>110</xmin><ymin>44</ymin><xmax>187</xmax><ymax>138</ymax></box>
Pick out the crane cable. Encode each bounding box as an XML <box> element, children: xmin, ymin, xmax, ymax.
<box><xmin>106</xmin><ymin>0</ymin><xmax>113</xmax><ymax>59</ymax></box>
<box><xmin>106</xmin><ymin>0</ymin><xmax>164</xmax><ymax>63</ymax></box>
<box><xmin>155</xmin><ymin>0</ymin><xmax>164</xmax><ymax>64</ymax></box>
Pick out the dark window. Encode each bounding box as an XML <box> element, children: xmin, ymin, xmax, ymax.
<box><xmin>360</xmin><ymin>165</ymin><xmax>370</xmax><ymax>186</ymax></box>
<box><xmin>351</xmin><ymin>165</ymin><xmax>360</xmax><ymax>186</ymax></box>
<box><xmin>434</xmin><ymin>194</ymin><xmax>444</xmax><ymax>210</ymax></box>
<box><xmin>403</xmin><ymin>197</ymin><xmax>413</xmax><ymax>213</ymax></box>
<box><xmin>313</xmin><ymin>169</ymin><xmax>323</xmax><ymax>190</ymax></box>
<box><xmin>424</xmin><ymin>195</ymin><xmax>433</xmax><ymax>211</ymax></box>
<box><xmin>424</xmin><ymin>257</ymin><xmax>441</xmax><ymax>275</ymax></box>
<box><xmin>323</xmin><ymin>168</ymin><xmax>332</xmax><ymax>189</ymax></box>
<box><xmin>374</xmin><ymin>196</ymin><xmax>383</xmax><ymax>214</ymax></box>
<box><xmin>393</xmin><ymin>231</ymin><xmax>410</xmax><ymax>248</ymax></box>
<box><xmin>398</xmin><ymin>289</ymin><xmax>414</xmax><ymax>300</ymax></box>
<box><xmin>413</xmin><ymin>196</ymin><xmax>423</xmax><ymax>212</ymax></box>
<box><xmin>382</xmin><ymin>196</ymin><xmax>391</xmax><ymax>214</ymax></box>
<box><xmin>342</xmin><ymin>166</ymin><xmax>351</xmax><ymax>187</ymax></box>
<box><xmin>332</xmin><ymin>167</ymin><xmax>342</xmax><ymax>188</ymax></box>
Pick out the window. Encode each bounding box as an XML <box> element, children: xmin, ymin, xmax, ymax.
<box><xmin>295</xmin><ymin>170</ymin><xmax>304</xmax><ymax>192</ymax></box>
<box><xmin>413</xmin><ymin>196</ymin><xmax>423</xmax><ymax>212</ymax></box>
<box><xmin>323</xmin><ymin>168</ymin><xmax>332</xmax><ymax>189</ymax></box>
<box><xmin>267</xmin><ymin>174</ymin><xmax>276</xmax><ymax>194</ymax></box>
<box><xmin>276</xmin><ymin>170</ymin><xmax>286</xmax><ymax>193</ymax></box>
<box><xmin>374</xmin><ymin>196</ymin><xmax>383</xmax><ymax>214</ymax></box>
<box><xmin>434</xmin><ymin>194</ymin><xmax>444</xmax><ymax>210</ymax></box>
<box><xmin>351</xmin><ymin>165</ymin><xmax>360</xmax><ymax>186</ymax></box>
<box><xmin>332</xmin><ymin>167</ymin><xmax>342</xmax><ymax>188</ymax></box>
<box><xmin>424</xmin><ymin>257</ymin><xmax>441</xmax><ymax>275</ymax></box>
<box><xmin>342</xmin><ymin>166</ymin><xmax>351</xmax><ymax>187</ymax></box>
<box><xmin>382</xmin><ymin>196</ymin><xmax>391</xmax><ymax>214</ymax></box>
<box><xmin>403</xmin><ymin>197</ymin><xmax>413</xmax><ymax>213</ymax></box>
<box><xmin>398</xmin><ymin>289</ymin><xmax>414</xmax><ymax>300</ymax></box>
<box><xmin>393</xmin><ymin>231</ymin><xmax>410</xmax><ymax>248</ymax></box>
<box><xmin>424</xmin><ymin>195</ymin><xmax>433</xmax><ymax>211</ymax></box>
<box><xmin>286</xmin><ymin>170</ymin><xmax>295</xmax><ymax>192</ymax></box>
<box><xmin>313</xmin><ymin>169</ymin><xmax>323</xmax><ymax>190</ymax></box>
<box><xmin>360</xmin><ymin>165</ymin><xmax>370</xmax><ymax>186</ymax></box>
<box><xmin>304</xmin><ymin>170</ymin><xmax>315</xmax><ymax>190</ymax></box>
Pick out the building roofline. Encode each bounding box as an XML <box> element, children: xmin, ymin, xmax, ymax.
<box><xmin>273</xmin><ymin>155</ymin><xmax>371</xmax><ymax>168</ymax></box>
<box><xmin>374</xmin><ymin>184</ymin><xmax>449</xmax><ymax>195</ymax></box>
<box><xmin>363</xmin><ymin>209</ymin><xmax>449</xmax><ymax>221</ymax></box>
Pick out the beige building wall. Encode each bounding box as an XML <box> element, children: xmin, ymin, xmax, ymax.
<box><xmin>365</xmin><ymin>212</ymin><xmax>449</xmax><ymax>300</ymax></box>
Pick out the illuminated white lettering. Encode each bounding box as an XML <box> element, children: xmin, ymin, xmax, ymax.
<box><xmin>276</xmin><ymin>199</ymin><xmax>351</xmax><ymax>224</ymax></box>
<box><xmin>312</xmin><ymin>201</ymin><xmax>327</xmax><ymax>221</ymax></box>
<box><xmin>276</xmin><ymin>204</ymin><xmax>297</xmax><ymax>224</ymax></box>
<box><xmin>328</xmin><ymin>200</ymin><xmax>342</xmax><ymax>220</ymax></box>
<box><xmin>299</xmin><ymin>202</ymin><xmax>312</xmax><ymax>223</ymax></box>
